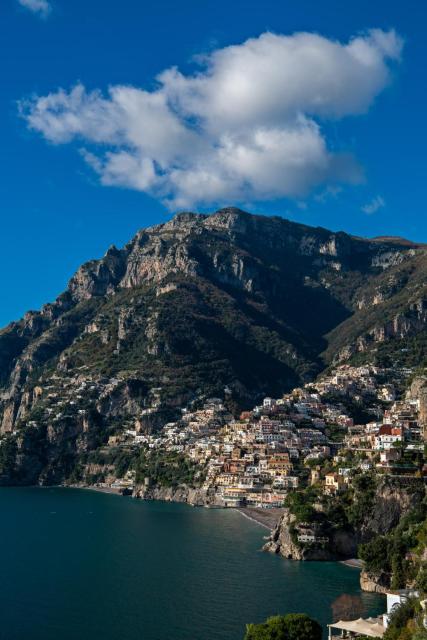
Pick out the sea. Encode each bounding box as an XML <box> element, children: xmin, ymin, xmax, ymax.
<box><xmin>0</xmin><ymin>487</ymin><xmax>384</xmax><ymax>640</ymax></box>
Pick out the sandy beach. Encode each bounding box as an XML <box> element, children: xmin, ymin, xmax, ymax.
<box><xmin>237</xmin><ymin>507</ymin><xmax>284</xmax><ymax>531</ymax></box>
<box><xmin>340</xmin><ymin>558</ymin><xmax>363</xmax><ymax>569</ymax></box>
<box><xmin>65</xmin><ymin>484</ymin><xmax>124</xmax><ymax>496</ymax></box>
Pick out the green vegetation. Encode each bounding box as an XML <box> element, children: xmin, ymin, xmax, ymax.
<box><xmin>285</xmin><ymin>485</ymin><xmax>350</xmax><ymax>551</ymax></box>
<box><xmin>324</xmin><ymin>423</ymin><xmax>347</xmax><ymax>443</ymax></box>
<box><xmin>134</xmin><ymin>450</ymin><xmax>204</xmax><ymax>488</ymax></box>
<box><xmin>359</xmin><ymin>499</ymin><xmax>427</xmax><ymax>589</ymax></box>
<box><xmin>346</xmin><ymin>473</ymin><xmax>377</xmax><ymax>528</ymax></box>
<box><xmin>286</xmin><ymin>470</ymin><xmax>427</xmax><ymax>587</ymax></box>
<box><xmin>321</xmin><ymin>392</ymin><xmax>378</xmax><ymax>424</ymax></box>
<box><xmin>0</xmin><ymin>436</ymin><xmax>17</xmax><ymax>477</ymax></box>
<box><xmin>78</xmin><ymin>445</ymin><xmax>139</xmax><ymax>484</ymax></box>
<box><xmin>359</xmin><ymin>535</ymin><xmax>391</xmax><ymax>574</ymax></box>
<box><xmin>383</xmin><ymin>597</ymin><xmax>426</xmax><ymax>640</ymax></box>
<box><xmin>244</xmin><ymin>614</ymin><xmax>322</xmax><ymax>640</ymax></box>
<box><xmin>284</xmin><ymin>472</ymin><xmax>378</xmax><ymax>548</ymax></box>
<box><xmin>285</xmin><ymin>488</ymin><xmax>319</xmax><ymax>523</ymax></box>
<box><xmin>325</xmin><ymin>249</ymin><xmax>427</xmax><ymax>372</ymax></box>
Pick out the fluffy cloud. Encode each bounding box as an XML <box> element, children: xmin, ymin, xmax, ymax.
<box><xmin>362</xmin><ymin>195</ymin><xmax>386</xmax><ymax>214</ymax></box>
<box><xmin>20</xmin><ymin>29</ymin><xmax>402</xmax><ymax>208</ymax></box>
<box><xmin>18</xmin><ymin>0</ymin><xmax>51</xmax><ymax>17</ymax></box>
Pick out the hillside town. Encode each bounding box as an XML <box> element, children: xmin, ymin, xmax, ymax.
<box><xmin>99</xmin><ymin>364</ymin><xmax>427</xmax><ymax>504</ymax></box>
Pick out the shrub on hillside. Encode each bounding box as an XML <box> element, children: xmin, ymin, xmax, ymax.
<box><xmin>244</xmin><ymin>613</ymin><xmax>322</xmax><ymax>640</ymax></box>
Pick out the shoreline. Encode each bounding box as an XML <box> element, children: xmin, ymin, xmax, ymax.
<box><xmin>236</xmin><ymin>507</ymin><xmax>285</xmax><ymax>531</ymax></box>
<box><xmin>66</xmin><ymin>484</ymin><xmax>280</xmax><ymax>525</ymax></box>
<box><xmin>8</xmin><ymin>484</ymin><xmax>364</xmax><ymax>571</ymax></box>
<box><xmin>236</xmin><ymin>509</ymin><xmax>271</xmax><ymax>530</ymax></box>
<box><xmin>61</xmin><ymin>484</ymin><xmax>123</xmax><ymax>496</ymax></box>
<box><xmin>4</xmin><ymin>485</ymin><xmax>368</xmax><ymax>576</ymax></box>
<box><xmin>340</xmin><ymin>558</ymin><xmax>363</xmax><ymax>569</ymax></box>
<box><xmin>71</xmin><ymin>484</ymin><xmax>284</xmax><ymax>532</ymax></box>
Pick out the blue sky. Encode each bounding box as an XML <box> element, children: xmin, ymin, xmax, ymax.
<box><xmin>1</xmin><ymin>0</ymin><xmax>426</xmax><ymax>327</ymax></box>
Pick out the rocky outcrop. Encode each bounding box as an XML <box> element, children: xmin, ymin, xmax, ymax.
<box><xmin>336</xmin><ymin>299</ymin><xmax>427</xmax><ymax>361</ymax></box>
<box><xmin>263</xmin><ymin>510</ymin><xmax>305</xmax><ymax>559</ymax></box>
<box><xmin>357</xmin><ymin>477</ymin><xmax>426</xmax><ymax>593</ymax></box>
<box><xmin>133</xmin><ymin>483</ymin><xmax>221</xmax><ymax>507</ymax></box>
<box><xmin>263</xmin><ymin>509</ymin><xmax>357</xmax><ymax>561</ymax></box>
<box><xmin>361</xmin><ymin>476</ymin><xmax>425</xmax><ymax>539</ymax></box>
<box><xmin>360</xmin><ymin>570</ymin><xmax>391</xmax><ymax>594</ymax></box>
<box><xmin>326</xmin><ymin>245</ymin><xmax>427</xmax><ymax>365</ymax></box>
<box><xmin>264</xmin><ymin>477</ymin><xmax>425</xmax><ymax>566</ymax></box>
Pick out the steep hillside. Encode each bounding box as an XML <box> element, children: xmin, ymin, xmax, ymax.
<box><xmin>326</xmin><ymin>250</ymin><xmax>427</xmax><ymax>366</ymax></box>
<box><xmin>0</xmin><ymin>207</ymin><xmax>425</xmax><ymax>483</ymax></box>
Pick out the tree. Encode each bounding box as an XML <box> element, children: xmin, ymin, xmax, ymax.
<box><xmin>359</xmin><ymin>535</ymin><xmax>391</xmax><ymax>574</ymax></box>
<box><xmin>0</xmin><ymin>437</ymin><xmax>17</xmax><ymax>475</ymax></box>
<box><xmin>416</xmin><ymin>566</ymin><xmax>427</xmax><ymax>594</ymax></box>
<box><xmin>331</xmin><ymin>594</ymin><xmax>364</xmax><ymax>622</ymax></box>
<box><xmin>383</xmin><ymin>598</ymin><xmax>419</xmax><ymax>640</ymax></box>
<box><xmin>244</xmin><ymin>614</ymin><xmax>322</xmax><ymax>640</ymax></box>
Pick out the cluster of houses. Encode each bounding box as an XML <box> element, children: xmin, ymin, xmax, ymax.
<box><xmin>342</xmin><ymin>394</ymin><xmax>424</xmax><ymax>472</ymax></box>
<box><xmin>107</xmin><ymin>364</ymin><xmax>425</xmax><ymax>504</ymax></box>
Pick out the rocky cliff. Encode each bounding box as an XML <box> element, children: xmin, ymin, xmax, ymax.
<box><xmin>325</xmin><ymin>249</ymin><xmax>427</xmax><ymax>365</ymax></box>
<box><xmin>0</xmin><ymin>208</ymin><xmax>426</xmax><ymax>483</ymax></box>
<box><xmin>263</xmin><ymin>477</ymin><xmax>425</xmax><ymax>566</ymax></box>
<box><xmin>359</xmin><ymin>571</ymin><xmax>391</xmax><ymax>594</ymax></box>
<box><xmin>358</xmin><ymin>477</ymin><xmax>426</xmax><ymax>593</ymax></box>
<box><xmin>133</xmin><ymin>483</ymin><xmax>221</xmax><ymax>506</ymax></box>
<box><xmin>263</xmin><ymin>508</ymin><xmax>356</xmax><ymax>560</ymax></box>
<box><xmin>360</xmin><ymin>476</ymin><xmax>424</xmax><ymax>538</ymax></box>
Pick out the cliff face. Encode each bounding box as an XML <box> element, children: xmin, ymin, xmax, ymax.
<box><xmin>263</xmin><ymin>477</ymin><xmax>425</xmax><ymax>564</ymax></box>
<box><xmin>325</xmin><ymin>250</ymin><xmax>427</xmax><ymax>365</ymax></box>
<box><xmin>359</xmin><ymin>571</ymin><xmax>391</xmax><ymax>594</ymax></box>
<box><xmin>358</xmin><ymin>477</ymin><xmax>426</xmax><ymax>593</ymax></box>
<box><xmin>360</xmin><ymin>476</ymin><xmax>424</xmax><ymax>538</ymax></box>
<box><xmin>263</xmin><ymin>509</ymin><xmax>357</xmax><ymax>560</ymax></box>
<box><xmin>133</xmin><ymin>483</ymin><xmax>221</xmax><ymax>506</ymax></box>
<box><xmin>0</xmin><ymin>208</ymin><xmax>426</xmax><ymax>483</ymax></box>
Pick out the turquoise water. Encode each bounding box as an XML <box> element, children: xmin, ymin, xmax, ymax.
<box><xmin>0</xmin><ymin>488</ymin><xmax>384</xmax><ymax>640</ymax></box>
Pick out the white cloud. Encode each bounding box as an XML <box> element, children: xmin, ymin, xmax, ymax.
<box><xmin>18</xmin><ymin>0</ymin><xmax>51</xmax><ymax>17</ymax></box>
<box><xmin>20</xmin><ymin>29</ymin><xmax>402</xmax><ymax>208</ymax></box>
<box><xmin>362</xmin><ymin>195</ymin><xmax>386</xmax><ymax>214</ymax></box>
<box><xmin>314</xmin><ymin>185</ymin><xmax>343</xmax><ymax>203</ymax></box>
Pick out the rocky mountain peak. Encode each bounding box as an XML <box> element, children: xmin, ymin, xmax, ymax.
<box><xmin>204</xmin><ymin>207</ymin><xmax>252</xmax><ymax>233</ymax></box>
<box><xmin>104</xmin><ymin>244</ymin><xmax>121</xmax><ymax>258</ymax></box>
<box><xmin>161</xmin><ymin>211</ymin><xmax>207</xmax><ymax>232</ymax></box>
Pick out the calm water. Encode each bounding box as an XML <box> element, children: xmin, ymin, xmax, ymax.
<box><xmin>0</xmin><ymin>488</ymin><xmax>384</xmax><ymax>640</ymax></box>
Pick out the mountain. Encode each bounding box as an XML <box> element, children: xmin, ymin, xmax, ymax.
<box><xmin>0</xmin><ymin>207</ymin><xmax>426</xmax><ymax>483</ymax></box>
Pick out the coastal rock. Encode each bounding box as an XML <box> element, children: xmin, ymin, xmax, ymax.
<box><xmin>360</xmin><ymin>570</ymin><xmax>390</xmax><ymax>594</ymax></box>
<box><xmin>133</xmin><ymin>483</ymin><xmax>221</xmax><ymax>507</ymax></box>
<box><xmin>262</xmin><ymin>509</ymin><xmax>353</xmax><ymax>561</ymax></box>
<box><xmin>264</xmin><ymin>477</ymin><xmax>424</xmax><ymax>565</ymax></box>
<box><xmin>262</xmin><ymin>510</ymin><xmax>303</xmax><ymax>559</ymax></box>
